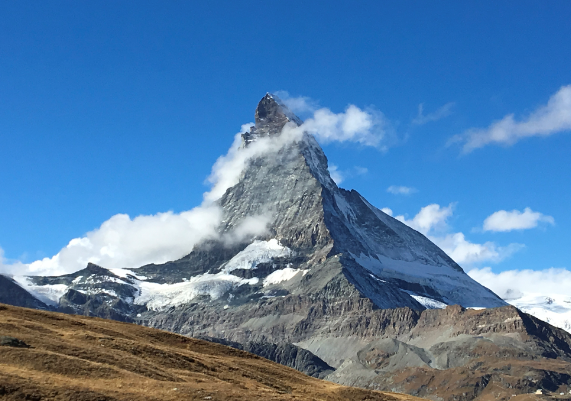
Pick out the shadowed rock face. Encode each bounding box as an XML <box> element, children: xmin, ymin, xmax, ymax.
<box><xmin>0</xmin><ymin>275</ymin><xmax>50</xmax><ymax>310</ymax></box>
<box><xmin>5</xmin><ymin>94</ymin><xmax>571</xmax><ymax>401</ymax></box>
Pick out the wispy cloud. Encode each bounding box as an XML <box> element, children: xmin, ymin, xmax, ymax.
<box><xmin>412</xmin><ymin>102</ymin><xmax>455</xmax><ymax>125</ymax></box>
<box><xmin>273</xmin><ymin>90</ymin><xmax>319</xmax><ymax>114</ymax></box>
<box><xmin>329</xmin><ymin>164</ymin><xmax>368</xmax><ymax>185</ymax></box>
<box><xmin>329</xmin><ymin>164</ymin><xmax>344</xmax><ymax>184</ymax></box>
<box><xmin>387</xmin><ymin>185</ymin><xmax>417</xmax><ymax>195</ymax></box>
<box><xmin>483</xmin><ymin>207</ymin><xmax>555</xmax><ymax>232</ymax></box>
<box><xmin>393</xmin><ymin>203</ymin><xmax>523</xmax><ymax>266</ymax></box>
<box><xmin>450</xmin><ymin>85</ymin><xmax>571</xmax><ymax>153</ymax></box>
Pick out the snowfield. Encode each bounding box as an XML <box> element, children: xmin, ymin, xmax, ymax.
<box><xmin>12</xmin><ymin>276</ymin><xmax>68</xmax><ymax>306</ymax></box>
<box><xmin>221</xmin><ymin>239</ymin><xmax>292</xmax><ymax>273</ymax></box>
<box><xmin>11</xmin><ymin>239</ymin><xmax>297</xmax><ymax>311</ymax></box>
<box><xmin>507</xmin><ymin>293</ymin><xmax>571</xmax><ymax>333</ymax></box>
<box><xmin>264</xmin><ymin>267</ymin><xmax>308</xmax><ymax>287</ymax></box>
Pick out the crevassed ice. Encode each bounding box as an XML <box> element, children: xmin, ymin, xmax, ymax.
<box><xmin>221</xmin><ymin>239</ymin><xmax>292</xmax><ymax>273</ymax></box>
<box><xmin>12</xmin><ymin>276</ymin><xmax>68</xmax><ymax>306</ymax></box>
<box><xmin>136</xmin><ymin>239</ymin><xmax>292</xmax><ymax>310</ymax></box>
<box><xmin>135</xmin><ymin>274</ymin><xmax>259</xmax><ymax>310</ymax></box>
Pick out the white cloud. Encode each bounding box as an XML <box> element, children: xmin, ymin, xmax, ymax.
<box><xmin>468</xmin><ymin>266</ymin><xmax>571</xmax><ymax>300</ymax></box>
<box><xmin>10</xmin><ymin>207</ymin><xmax>223</xmax><ymax>276</ymax></box>
<box><xmin>451</xmin><ymin>85</ymin><xmax>571</xmax><ymax>153</ymax></box>
<box><xmin>483</xmin><ymin>207</ymin><xmax>555</xmax><ymax>232</ymax></box>
<box><xmin>273</xmin><ymin>91</ymin><xmax>319</xmax><ymax>114</ymax></box>
<box><xmin>329</xmin><ymin>164</ymin><xmax>344</xmax><ymax>184</ymax></box>
<box><xmin>381</xmin><ymin>208</ymin><xmax>393</xmax><ymax>216</ymax></box>
<box><xmin>295</xmin><ymin>105</ymin><xmax>390</xmax><ymax>149</ymax></box>
<box><xmin>434</xmin><ymin>233</ymin><xmax>524</xmax><ymax>266</ymax></box>
<box><xmin>395</xmin><ymin>203</ymin><xmax>523</xmax><ymax>266</ymax></box>
<box><xmin>328</xmin><ymin>164</ymin><xmax>368</xmax><ymax>185</ymax></box>
<box><xmin>387</xmin><ymin>185</ymin><xmax>417</xmax><ymax>195</ymax></box>
<box><xmin>395</xmin><ymin>203</ymin><xmax>453</xmax><ymax>235</ymax></box>
<box><xmin>412</xmin><ymin>102</ymin><xmax>455</xmax><ymax>125</ymax></box>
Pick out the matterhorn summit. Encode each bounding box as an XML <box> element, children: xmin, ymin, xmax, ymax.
<box><xmin>7</xmin><ymin>94</ymin><xmax>571</xmax><ymax>401</ymax></box>
<box><xmin>9</xmin><ymin>93</ymin><xmax>506</xmax><ymax>321</ymax></box>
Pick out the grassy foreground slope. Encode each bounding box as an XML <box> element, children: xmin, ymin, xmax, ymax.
<box><xmin>0</xmin><ymin>304</ymin><xmax>420</xmax><ymax>401</ymax></box>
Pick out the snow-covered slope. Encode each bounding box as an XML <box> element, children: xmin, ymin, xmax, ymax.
<box><xmin>507</xmin><ymin>293</ymin><xmax>571</xmax><ymax>333</ymax></box>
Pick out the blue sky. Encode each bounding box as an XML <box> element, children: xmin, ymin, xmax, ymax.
<box><xmin>1</xmin><ymin>1</ymin><xmax>570</xmax><ymax>293</ymax></box>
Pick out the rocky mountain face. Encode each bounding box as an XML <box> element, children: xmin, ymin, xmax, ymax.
<box><xmin>4</xmin><ymin>94</ymin><xmax>571</xmax><ymax>401</ymax></box>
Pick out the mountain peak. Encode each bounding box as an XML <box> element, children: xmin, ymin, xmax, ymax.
<box><xmin>255</xmin><ymin>93</ymin><xmax>302</xmax><ymax>128</ymax></box>
<box><xmin>242</xmin><ymin>94</ymin><xmax>303</xmax><ymax>146</ymax></box>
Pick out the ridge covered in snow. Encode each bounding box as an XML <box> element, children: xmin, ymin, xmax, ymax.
<box><xmin>11</xmin><ymin>239</ymin><xmax>304</xmax><ymax>312</ymax></box>
<box><xmin>506</xmin><ymin>293</ymin><xmax>571</xmax><ymax>333</ymax></box>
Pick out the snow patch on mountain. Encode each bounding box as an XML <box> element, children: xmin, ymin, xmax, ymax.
<box><xmin>263</xmin><ymin>267</ymin><xmax>308</xmax><ymax>287</ymax></box>
<box><xmin>108</xmin><ymin>268</ymin><xmax>148</xmax><ymax>280</ymax></box>
<box><xmin>136</xmin><ymin>239</ymin><xmax>293</xmax><ymax>310</ymax></box>
<box><xmin>408</xmin><ymin>294</ymin><xmax>447</xmax><ymax>309</ymax></box>
<box><xmin>12</xmin><ymin>276</ymin><xmax>68</xmax><ymax>306</ymax></box>
<box><xmin>135</xmin><ymin>274</ymin><xmax>258</xmax><ymax>310</ymax></box>
<box><xmin>351</xmin><ymin>252</ymin><xmax>503</xmax><ymax>308</ymax></box>
<box><xmin>221</xmin><ymin>239</ymin><xmax>292</xmax><ymax>273</ymax></box>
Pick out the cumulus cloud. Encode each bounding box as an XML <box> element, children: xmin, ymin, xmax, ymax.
<box><xmin>299</xmin><ymin>105</ymin><xmax>389</xmax><ymax>149</ymax></box>
<box><xmin>381</xmin><ymin>208</ymin><xmax>393</xmax><ymax>216</ymax></box>
<box><xmin>483</xmin><ymin>207</ymin><xmax>555</xmax><ymax>232</ymax></box>
<box><xmin>434</xmin><ymin>234</ymin><xmax>524</xmax><ymax>266</ymax></box>
<box><xmin>395</xmin><ymin>203</ymin><xmax>453</xmax><ymax>235</ymax></box>
<box><xmin>450</xmin><ymin>85</ymin><xmax>571</xmax><ymax>153</ymax></box>
<box><xmin>387</xmin><ymin>185</ymin><xmax>417</xmax><ymax>195</ymax></box>
<box><xmin>412</xmin><ymin>102</ymin><xmax>455</xmax><ymax>125</ymax></box>
<box><xmin>394</xmin><ymin>203</ymin><xmax>523</xmax><ymax>266</ymax></box>
<box><xmin>274</xmin><ymin>92</ymin><xmax>393</xmax><ymax>150</ymax></box>
<box><xmin>468</xmin><ymin>266</ymin><xmax>571</xmax><ymax>300</ymax></box>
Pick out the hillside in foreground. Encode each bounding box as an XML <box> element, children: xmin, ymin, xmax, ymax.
<box><xmin>0</xmin><ymin>303</ymin><xmax>423</xmax><ymax>401</ymax></box>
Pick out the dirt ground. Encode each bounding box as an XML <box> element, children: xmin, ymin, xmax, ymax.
<box><xmin>0</xmin><ymin>303</ymin><xmax>423</xmax><ymax>401</ymax></box>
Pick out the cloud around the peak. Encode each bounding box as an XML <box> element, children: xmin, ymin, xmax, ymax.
<box><xmin>298</xmin><ymin>105</ymin><xmax>391</xmax><ymax>150</ymax></box>
<box><xmin>273</xmin><ymin>90</ymin><xmax>319</xmax><ymax>115</ymax></box>
<box><xmin>482</xmin><ymin>207</ymin><xmax>554</xmax><ymax>232</ymax></box>
<box><xmin>468</xmin><ymin>266</ymin><xmax>571</xmax><ymax>300</ymax></box>
<box><xmin>276</xmin><ymin>91</ymin><xmax>394</xmax><ymax>151</ymax></box>
<box><xmin>1</xmin><ymin>93</ymin><xmax>397</xmax><ymax>277</ymax></box>
<box><xmin>450</xmin><ymin>85</ymin><xmax>571</xmax><ymax>153</ymax></box>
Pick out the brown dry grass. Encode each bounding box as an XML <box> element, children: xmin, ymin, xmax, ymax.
<box><xmin>0</xmin><ymin>304</ymin><xmax>422</xmax><ymax>401</ymax></box>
